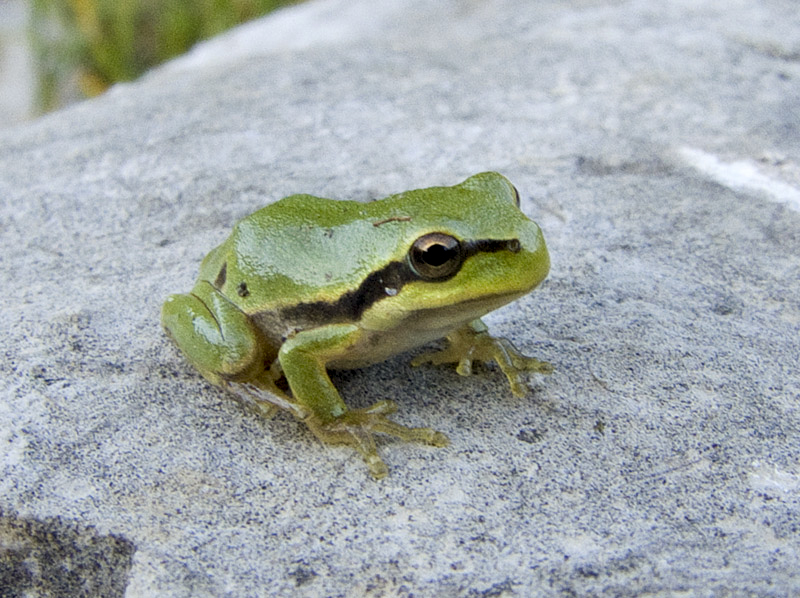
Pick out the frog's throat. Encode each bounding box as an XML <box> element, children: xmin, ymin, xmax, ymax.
<box><xmin>279</xmin><ymin>238</ymin><xmax>520</xmax><ymax>327</ymax></box>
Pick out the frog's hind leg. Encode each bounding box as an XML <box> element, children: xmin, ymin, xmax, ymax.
<box><xmin>161</xmin><ymin>280</ymin><xmax>272</xmax><ymax>385</ymax></box>
<box><xmin>226</xmin><ymin>361</ymin><xmax>309</xmax><ymax>420</ymax></box>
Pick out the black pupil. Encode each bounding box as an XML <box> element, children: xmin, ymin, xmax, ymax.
<box><xmin>423</xmin><ymin>242</ymin><xmax>456</xmax><ymax>266</ymax></box>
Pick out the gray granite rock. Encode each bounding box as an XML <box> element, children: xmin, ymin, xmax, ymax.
<box><xmin>2</xmin><ymin>0</ymin><xmax>799</xmax><ymax>595</ymax></box>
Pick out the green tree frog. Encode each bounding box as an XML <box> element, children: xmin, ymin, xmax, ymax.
<box><xmin>161</xmin><ymin>172</ymin><xmax>551</xmax><ymax>478</ymax></box>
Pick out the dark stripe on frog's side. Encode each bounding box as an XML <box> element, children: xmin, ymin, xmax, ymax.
<box><xmin>279</xmin><ymin>260</ymin><xmax>412</xmax><ymax>326</ymax></box>
<box><xmin>278</xmin><ymin>238</ymin><xmax>519</xmax><ymax>327</ymax></box>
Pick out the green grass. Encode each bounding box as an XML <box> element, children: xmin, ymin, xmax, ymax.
<box><xmin>30</xmin><ymin>0</ymin><xmax>302</xmax><ymax>112</ymax></box>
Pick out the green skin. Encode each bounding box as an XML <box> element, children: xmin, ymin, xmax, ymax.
<box><xmin>162</xmin><ymin>172</ymin><xmax>551</xmax><ymax>478</ymax></box>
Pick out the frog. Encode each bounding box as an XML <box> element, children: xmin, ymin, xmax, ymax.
<box><xmin>161</xmin><ymin>172</ymin><xmax>552</xmax><ymax>479</ymax></box>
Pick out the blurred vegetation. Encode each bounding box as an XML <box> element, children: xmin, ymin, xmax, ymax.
<box><xmin>29</xmin><ymin>0</ymin><xmax>301</xmax><ymax>112</ymax></box>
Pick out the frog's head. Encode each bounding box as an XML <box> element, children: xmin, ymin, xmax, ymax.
<box><xmin>363</xmin><ymin>172</ymin><xmax>549</xmax><ymax>332</ymax></box>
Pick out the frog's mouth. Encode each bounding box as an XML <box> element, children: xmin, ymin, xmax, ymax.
<box><xmin>400</xmin><ymin>288</ymin><xmax>532</xmax><ymax>332</ymax></box>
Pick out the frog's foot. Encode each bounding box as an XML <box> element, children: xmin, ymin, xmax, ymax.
<box><xmin>305</xmin><ymin>400</ymin><xmax>449</xmax><ymax>479</ymax></box>
<box><xmin>412</xmin><ymin>322</ymin><xmax>553</xmax><ymax>397</ymax></box>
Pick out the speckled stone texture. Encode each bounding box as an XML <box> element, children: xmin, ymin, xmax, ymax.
<box><xmin>1</xmin><ymin>0</ymin><xmax>798</xmax><ymax>595</ymax></box>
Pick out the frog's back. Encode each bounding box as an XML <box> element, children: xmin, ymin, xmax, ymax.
<box><xmin>199</xmin><ymin>195</ymin><xmax>405</xmax><ymax>312</ymax></box>
<box><xmin>196</xmin><ymin>176</ymin><xmax>528</xmax><ymax>321</ymax></box>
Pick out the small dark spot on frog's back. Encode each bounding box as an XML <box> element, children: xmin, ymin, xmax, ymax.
<box><xmin>215</xmin><ymin>262</ymin><xmax>227</xmax><ymax>288</ymax></box>
<box><xmin>237</xmin><ymin>282</ymin><xmax>250</xmax><ymax>297</ymax></box>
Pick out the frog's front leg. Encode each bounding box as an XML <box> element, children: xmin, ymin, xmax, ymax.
<box><xmin>411</xmin><ymin>319</ymin><xmax>553</xmax><ymax>397</ymax></box>
<box><xmin>278</xmin><ymin>324</ymin><xmax>449</xmax><ymax>479</ymax></box>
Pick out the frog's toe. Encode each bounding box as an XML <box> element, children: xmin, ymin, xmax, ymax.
<box><xmin>362</xmin><ymin>399</ymin><xmax>398</xmax><ymax>416</ymax></box>
<box><xmin>306</xmin><ymin>405</ymin><xmax>449</xmax><ymax>478</ymax></box>
<box><xmin>348</xmin><ymin>402</ymin><xmax>448</xmax><ymax>446</ymax></box>
<box><xmin>341</xmin><ymin>423</ymin><xmax>389</xmax><ymax>479</ymax></box>
<box><xmin>511</xmin><ymin>354</ymin><xmax>553</xmax><ymax>374</ymax></box>
<box><xmin>527</xmin><ymin>358</ymin><xmax>553</xmax><ymax>374</ymax></box>
<box><xmin>498</xmin><ymin>360</ymin><xmax>552</xmax><ymax>397</ymax></box>
<box><xmin>365</xmin><ymin>455</ymin><xmax>389</xmax><ymax>480</ymax></box>
<box><xmin>426</xmin><ymin>429</ymin><xmax>450</xmax><ymax>447</ymax></box>
<box><xmin>370</xmin><ymin>417</ymin><xmax>450</xmax><ymax>447</ymax></box>
<box><xmin>372</xmin><ymin>419</ymin><xmax>450</xmax><ymax>446</ymax></box>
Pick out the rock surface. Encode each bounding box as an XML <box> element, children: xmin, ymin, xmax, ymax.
<box><xmin>1</xmin><ymin>0</ymin><xmax>799</xmax><ymax>595</ymax></box>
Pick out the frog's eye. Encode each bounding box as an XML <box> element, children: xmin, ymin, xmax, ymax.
<box><xmin>408</xmin><ymin>233</ymin><xmax>464</xmax><ymax>281</ymax></box>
